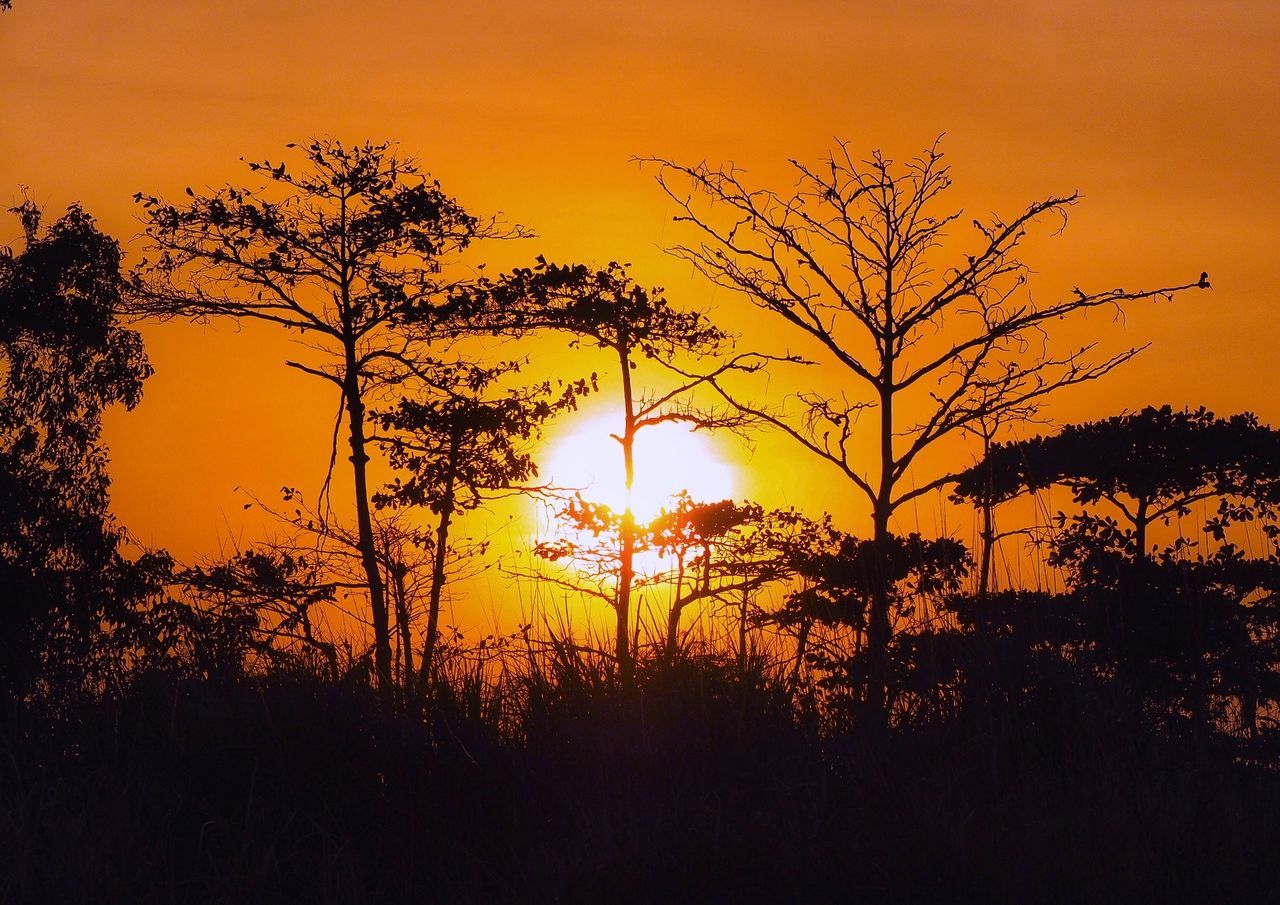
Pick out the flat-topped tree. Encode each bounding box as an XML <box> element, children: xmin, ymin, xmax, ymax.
<box><xmin>132</xmin><ymin>139</ymin><xmax>520</xmax><ymax>696</ymax></box>
<box><xmin>955</xmin><ymin>407</ymin><xmax>1280</xmax><ymax>731</ymax></box>
<box><xmin>648</xmin><ymin>140</ymin><xmax>1205</xmax><ymax>725</ymax></box>
<box><xmin>452</xmin><ymin>259</ymin><xmax>750</xmax><ymax>684</ymax></box>
<box><xmin>953</xmin><ymin>405</ymin><xmax>1280</xmax><ymax>569</ymax></box>
<box><xmin>375</xmin><ymin>359</ymin><xmax>592</xmax><ymax>691</ymax></box>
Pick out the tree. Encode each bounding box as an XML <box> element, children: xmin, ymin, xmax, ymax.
<box><xmin>529</xmin><ymin>494</ymin><xmax>647</xmax><ymax>661</ymax></box>
<box><xmin>957</xmin><ymin>388</ymin><xmax>1046</xmax><ymax>599</ymax></box>
<box><xmin>189</xmin><ymin>487</ymin><xmax>432</xmax><ymax>689</ymax></box>
<box><xmin>777</xmin><ymin>525</ymin><xmax>969</xmax><ymax>717</ymax></box>
<box><xmin>648</xmin><ymin>495</ymin><xmax>799</xmax><ymax>664</ymax></box>
<box><xmin>0</xmin><ymin>199</ymin><xmax>157</xmax><ymax>697</ymax></box>
<box><xmin>953</xmin><ymin>406</ymin><xmax>1280</xmax><ymax>569</ymax></box>
<box><xmin>953</xmin><ymin>406</ymin><xmax>1280</xmax><ymax>734</ymax></box>
<box><xmin>169</xmin><ymin>546</ymin><xmax>343</xmax><ymax>682</ymax></box>
<box><xmin>454</xmin><ymin>259</ymin><xmax>748</xmax><ymax>683</ymax></box>
<box><xmin>375</xmin><ymin>359</ymin><xmax>592</xmax><ymax>691</ymax></box>
<box><xmin>132</xmin><ymin>139</ymin><xmax>518</xmax><ymax>696</ymax></box>
<box><xmin>648</xmin><ymin>140</ymin><xmax>1205</xmax><ymax>724</ymax></box>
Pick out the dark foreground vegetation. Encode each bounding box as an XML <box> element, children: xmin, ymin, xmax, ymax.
<box><xmin>5</xmin><ymin>662</ymin><xmax>1280</xmax><ymax>904</ymax></box>
<box><xmin>3</xmin><ymin>132</ymin><xmax>1279</xmax><ymax>903</ymax></box>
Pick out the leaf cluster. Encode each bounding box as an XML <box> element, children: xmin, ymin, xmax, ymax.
<box><xmin>446</xmin><ymin>257</ymin><xmax>730</xmax><ymax>361</ymax></box>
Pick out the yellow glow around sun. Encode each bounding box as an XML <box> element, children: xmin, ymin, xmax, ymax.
<box><xmin>542</xmin><ymin>414</ymin><xmax>735</xmax><ymax>523</ymax></box>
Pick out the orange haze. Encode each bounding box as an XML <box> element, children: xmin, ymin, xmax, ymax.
<box><xmin>2</xmin><ymin>1</ymin><xmax>1277</xmax><ymax>619</ymax></box>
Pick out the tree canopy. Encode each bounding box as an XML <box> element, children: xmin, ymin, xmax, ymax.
<box><xmin>0</xmin><ymin>201</ymin><xmax>157</xmax><ymax>696</ymax></box>
<box><xmin>953</xmin><ymin>405</ymin><xmax>1280</xmax><ymax>562</ymax></box>
<box><xmin>132</xmin><ymin>138</ymin><xmax>519</xmax><ymax>695</ymax></box>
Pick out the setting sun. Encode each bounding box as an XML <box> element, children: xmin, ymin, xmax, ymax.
<box><xmin>542</xmin><ymin>414</ymin><xmax>736</xmax><ymax>523</ymax></box>
<box><xmin>4</xmin><ymin>2</ymin><xmax>1275</xmax><ymax>898</ymax></box>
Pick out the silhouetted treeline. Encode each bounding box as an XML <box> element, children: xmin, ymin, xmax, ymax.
<box><xmin>2</xmin><ymin>140</ymin><xmax>1278</xmax><ymax>903</ymax></box>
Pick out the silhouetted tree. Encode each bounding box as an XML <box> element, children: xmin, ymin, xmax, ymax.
<box><xmin>648</xmin><ymin>140</ymin><xmax>1204</xmax><ymax>724</ymax></box>
<box><xmin>172</xmin><ymin>546</ymin><xmax>342</xmax><ymax>681</ymax></box>
<box><xmin>530</xmin><ymin>494</ymin><xmax>645</xmax><ymax>650</ymax></box>
<box><xmin>777</xmin><ymin>525</ymin><xmax>968</xmax><ymax>717</ymax></box>
<box><xmin>954</xmin><ymin>406</ymin><xmax>1280</xmax><ymax>733</ymax></box>
<box><xmin>954</xmin><ymin>406</ymin><xmax>1280</xmax><ymax>569</ymax></box>
<box><xmin>375</xmin><ymin>360</ymin><xmax>592</xmax><ymax>690</ymax></box>
<box><xmin>176</xmin><ymin>487</ymin><xmax>429</xmax><ymax>687</ymax></box>
<box><xmin>132</xmin><ymin>139</ymin><xmax>519</xmax><ymax>696</ymax></box>
<box><xmin>648</xmin><ymin>495</ymin><xmax>799</xmax><ymax>664</ymax></box>
<box><xmin>453</xmin><ymin>259</ymin><xmax>748</xmax><ymax>683</ymax></box>
<box><xmin>0</xmin><ymin>200</ymin><xmax>159</xmax><ymax>697</ymax></box>
<box><xmin>958</xmin><ymin>389</ymin><xmax>1045</xmax><ymax>598</ymax></box>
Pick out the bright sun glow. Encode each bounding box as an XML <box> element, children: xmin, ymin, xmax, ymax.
<box><xmin>543</xmin><ymin>414</ymin><xmax>736</xmax><ymax>523</ymax></box>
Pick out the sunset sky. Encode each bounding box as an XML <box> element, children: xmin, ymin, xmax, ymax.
<box><xmin>3</xmin><ymin>1</ymin><xmax>1277</xmax><ymax>600</ymax></box>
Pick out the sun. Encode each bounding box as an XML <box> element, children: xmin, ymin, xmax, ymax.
<box><xmin>542</xmin><ymin>413</ymin><xmax>736</xmax><ymax>523</ymax></box>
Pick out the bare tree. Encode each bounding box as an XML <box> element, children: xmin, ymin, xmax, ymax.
<box><xmin>131</xmin><ymin>139</ymin><xmax>520</xmax><ymax>696</ymax></box>
<box><xmin>647</xmin><ymin>140</ymin><xmax>1206</xmax><ymax>724</ymax></box>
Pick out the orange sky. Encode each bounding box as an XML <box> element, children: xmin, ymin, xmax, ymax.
<box><xmin>3</xmin><ymin>1</ymin><xmax>1278</xmax><ymax>601</ymax></box>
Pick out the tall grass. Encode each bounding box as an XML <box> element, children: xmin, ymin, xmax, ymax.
<box><xmin>3</xmin><ymin>630</ymin><xmax>1279</xmax><ymax>905</ymax></box>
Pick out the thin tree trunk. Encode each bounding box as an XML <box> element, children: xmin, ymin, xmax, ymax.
<box><xmin>393</xmin><ymin>562</ymin><xmax>414</xmax><ymax>700</ymax></box>
<box><xmin>616</xmin><ymin>341</ymin><xmax>637</xmax><ymax>686</ymax></box>
<box><xmin>861</xmin><ymin>266</ymin><xmax>900</xmax><ymax>729</ymax></box>
<box><xmin>664</xmin><ymin>600</ymin><xmax>684</xmax><ymax>664</ymax></box>
<box><xmin>421</xmin><ymin>438</ymin><xmax>460</xmax><ymax>691</ymax></box>
<box><xmin>978</xmin><ymin>496</ymin><xmax>995</xmax><ymax>599</ymax></box>
<box><xmin>866</xmin><ymin>374</ymin><xmax>895</xmax><ymax>729</ymax></box>
<box><xmin>665</xmin><ymin>544</ymin><xmax>711</xmax><ymax>663</ymax></box>
<box><xmin>664</xmin><ymin>554</ymin><xmax>688</xmax><ymax>665</ymax></box>
<box><xmin>867</xmin><ymin>511</ymin><xmax>893</xmax><ymax>726</ymax></box>
<box><xmin>343</xmin><ymin>360</ymin><xmax>393</xmax><ymax>697</ymax></box>
<box><xmin>1135</xmin><ymin>499</ymin><xmax>1150</xmax><ymax>565</ymax></box>
<box><xmin>793</xmin><ymin>617</ymin><xmax>811</xmax><ymax>684</ymax></box>
<box><xmin>977</xmin><ymin>426</ymin><xmax>996</xmax><ymax>598</ymax></box>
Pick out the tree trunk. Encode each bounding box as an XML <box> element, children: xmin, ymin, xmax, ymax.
<box><xmin>793</xmin><ymin>617</ymin><xmax>811</xmax><ymax>684</ymax></box>
<box><xmin>393</xmin><ymin>563</ymin><xmax>414</xmax><ymax>700</ymax></box>
<box><xmin>421</xmin><ymin>437</ymin><xmax>460</xmax><ymax>692</ymax></box>
<box><xmin>1243</xmin><ymin>688</ymin><xmax>1258</xmax><ymax>740</ymax></box>
<box><xmin>975</xmin><ymin>424</ymin><xmax>997</xmax><ymax>599</ymax></box>
<box><xmin>865</xmin><ymin>372</ymin><xmax>895</xmax><ymax>729</ymax></box>
<box><xmin>615</xmin><ymin>341</ymin><xmax>637</xmax><ymax>686</ymax></box>
<box><xmin>663</xmin><ymin>600</ymin><xmax>684</xmax><ymax>664</ymax></box>
<box><xmin>978</xmin><ymin>496</ymin><xmax>995</xmax><ymax>599</ymax></box>
<box><xmin>977</xmin><ymin>426</ymin><xmax>996</xmax><ymax>599</ymax></box>
<box><xmin>343</xmin><ymin>360</ymin><xmax>393</xmax><ymax>697</ymax></box>
<box><xmin>665</xmin><ymin>546</ymin><xmax>710</xmax><ymax>663</ymax></box>
<box><xmin>1135</xmin><ymin>499</ymin><xmax>1150</xmax><ymax>565</ymax></box>
<box><xmin>664</xmin><ymin>554</ymin><xmax>688</xmax><ymax>664</ymax></box>
<box><xmin>867</xmin><ymin>510</ymin><xmax>893</xmax><ymax>727</ymax></box>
